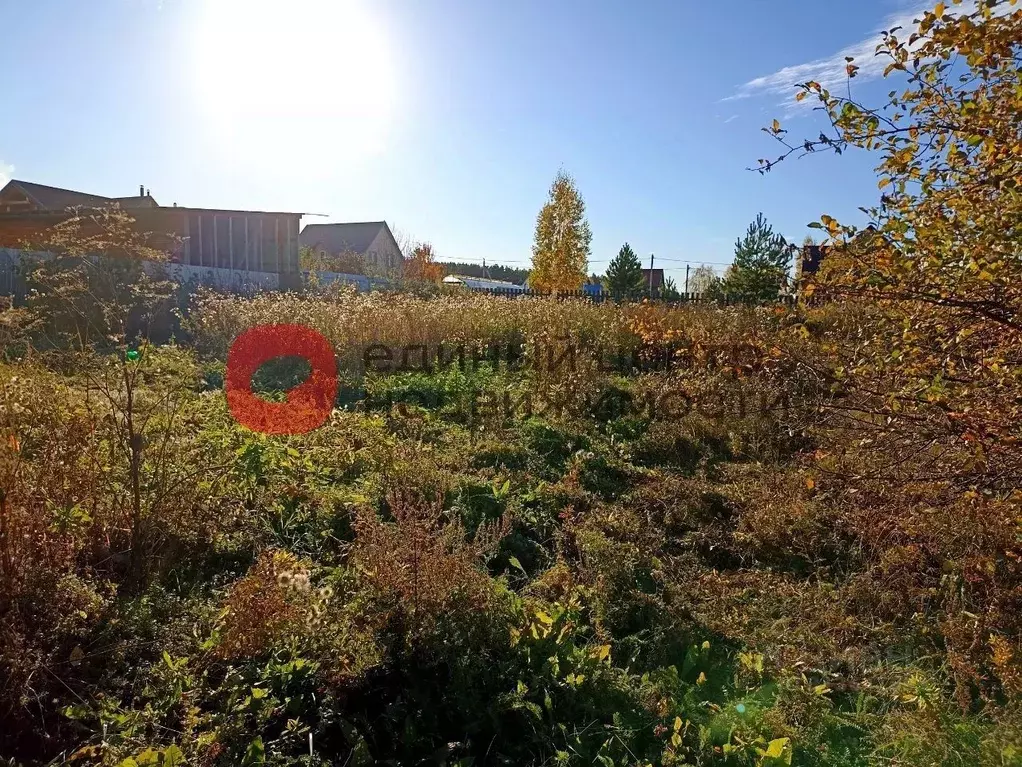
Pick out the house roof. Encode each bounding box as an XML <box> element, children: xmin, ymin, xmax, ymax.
<box><xmin>2</xmin><ymin>179</ymin><xmax>163</xmax><ymax>211</ymax></box>
<box><xmin>641</xmin><ymin>268</ymin><xmax>665</xmax><ymax>288</ymax></box>
<box><xmin>0</xmin><ymin>180</ymin><xmax>304</xmax><ymax>218</ymax></box>
<box><xmin>0</xmin><ymin>178</ymin><xmax>308</xmax><ymax>217</ymax></box>
<box><xmin>443</xmin><ymin>274</ymin><xmax>527</xmax><ymax>291</ymax></box>
<box><xmin>299</xmin><ymin>221</ymin><xmax>391</xmax><ymax>255</ymax></box>
<box><xmin>4</xmin><ymin>179</ymin><xmax>116</xmax><ymax>210</ymax></box>
<box><xmin>111</xmin><ymin>195</ymin><xmax>160</xmax><ymax>209</ymax></box>
<box><xmin>160</xmin><ymin>206</ymin><xmax>303</xmax><ymax>217</ymax></box>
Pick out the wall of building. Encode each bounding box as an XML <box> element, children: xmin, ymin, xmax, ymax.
<box><xmin>0</xmin><ymin>210</ymin><xmax>301</xmax><ymax>275</ymax></box>
<box><xmin>140</xmin><ymin>211</ymin><xmax>299</xmax><ymax>274</ymax></box>
<box><xmin>160</xmin><ymin>262</ymin><xmax>280</xmax><ymax>291</ymax></box>
<box><xmin>366</xmin><ymin>227</ymin><xmax>402</xmax><ymax>272</ymax></box>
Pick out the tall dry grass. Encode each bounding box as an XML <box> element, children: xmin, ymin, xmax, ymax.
<box><xmin>186</xmin><ymin>286</ymin><xmax>795</xmax><ymax>370</ymax></box>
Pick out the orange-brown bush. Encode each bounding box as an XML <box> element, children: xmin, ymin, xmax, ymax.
<box><xmin>217</xmin><ymin>550</ymin><xmax>314</xmax><ymax>660</ymax></box>
<box><xmin>0</xmin><ymin>367</ymin><xmax>111</xmax><ymax>733</ymax></box>
<box><xmin>0</xmin><ymin>352</ymin><xmax>250</xmax><ymax>740</ymax></box>
<box><xmin>351</xmin><ymin>490</ymin><xmax>508</xmax><ymax>639</ymax></box>
<box><xmin>755</xmin><ymin>0</ymin><xmax>1022</xmax><ymax>708</ymax></box>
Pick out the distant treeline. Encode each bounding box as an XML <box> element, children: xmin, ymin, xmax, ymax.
<box><xmin>439</xmin><ymin>262</ymin><xmax>530</xmax><ymax>285</ymax></box>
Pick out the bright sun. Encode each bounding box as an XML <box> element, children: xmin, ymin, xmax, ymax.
<box><xmin>193</xmin><ymin>0</ymin><xmax>398</xmax><ymax>167</ymax></box>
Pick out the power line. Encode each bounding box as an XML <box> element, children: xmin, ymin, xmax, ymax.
<box><xmin>439</xmin><ymin>257</ymin><xmax>734</xmax><ymax>268</ymax></box>
<box><xmin>655</xmin><ymin>258</ymin><xmax>734</xmax><ymax>265</ymax></box>
<box><xmin>587</xmin><ymin>258</ymin><xmax>732</xmax><ymax>265</ymax></box>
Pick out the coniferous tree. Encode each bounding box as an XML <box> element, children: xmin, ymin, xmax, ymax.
<box><xmin>661</xmin><ymin>276</ymin><xmax>681</xmax><ymax>301</ymax></box>
<box><xmin>718</xmin><ymin>213</ymin><xmax>791</xmax><ymax>303</ymax></box>
<box><xmin>604</xmin><ymin>243</ymin><xmax>645</xmax><ymax>299</ymax></box>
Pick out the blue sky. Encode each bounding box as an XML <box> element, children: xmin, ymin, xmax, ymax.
<box><xmin>0</xmin><ymin>0</ymin><xmax>923</xmax><ymax>281</ymax></box>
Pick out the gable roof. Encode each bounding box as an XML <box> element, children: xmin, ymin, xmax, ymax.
<box><xmin>3</xmin><ymin>179</ymin><xmax>112</xmax><ymax>210</ymax></box>
<box><xmin>641</xmin><ymin>268</ymin><xmax>665</xmax><ymax>289</ymax></box>
<box><xmin>111</xmin><ymin>195</ymin><xmax>160</xmax><ymax>209</ymax></box>
<box><xmin>0</xmin><ymin>179</ymin><xmax>309</xmax><ymax>219</ymax></box>
<box><xmin>0</xmin><ymin>179</ymin><xmax>159</xmax><ymax>211</ymax></box>
<box><xmin>300</xmin><ymin>221</ymin><xmax>393</xmax><ymax>255</ymax></box>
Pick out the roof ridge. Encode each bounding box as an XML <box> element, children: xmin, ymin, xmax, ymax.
<box><xmin>11</xmin><ymin>179</ymin><xmax>112</xmax><ymax>199</ymax></box>
<box><xmin>304</xmin><ymin>221</ymin><xmax>386</xmax><ymax>227</ymax></box>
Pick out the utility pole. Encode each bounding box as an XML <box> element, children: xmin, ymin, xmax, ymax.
<box><xmin>648</xmin><ymin>253</ymin><xmax>654</xmax><ymax>298</ymax></box>
<box><xmin>685</xmin><ymin>264</ymin><xmax>690</xmax><ymax>295</ymax></box>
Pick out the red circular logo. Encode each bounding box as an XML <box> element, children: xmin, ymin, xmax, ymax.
<box><xmin>226</xmin><ymin>324</ymin><xmax>338</xmax><ymax>435</ymax></box>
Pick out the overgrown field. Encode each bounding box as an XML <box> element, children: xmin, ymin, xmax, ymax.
<box><xmin>2</xmin><ymin>288</ymin><xmax>1021</xmax><ymax>766</ymax></box>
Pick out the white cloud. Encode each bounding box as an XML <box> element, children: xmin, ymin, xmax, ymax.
<box><xmin>723</xmin><ymin>114</ymin><xmax>739</xmax><ymax>124</ymax></box>
<box><xmin>726</xmin><ymin>3</ymin><xmax>937</xmax><ymax>110</ymax></box>
<box><xmin>0</xmin><ymin>161</ymin><xmax>12</xmax><ymax>186</ymax></box>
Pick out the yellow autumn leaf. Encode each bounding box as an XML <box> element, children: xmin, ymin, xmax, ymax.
<box><xmin>764</xmin><ymin>737</ymin><xmax>790</xmax><ymax>758</ymax></box>
<box><xmin>772</xmin><ymin>119</ymin><xmax>781</xmax><ymax>133</ymax></box>
<box><xmin>935</xmin><ymin>1</ymin><xmax>945</xmax><ymax>17</ymax></box>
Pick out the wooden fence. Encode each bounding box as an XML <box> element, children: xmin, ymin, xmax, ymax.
<box><xmin>469</xmin><ymin>286</ymin><xmax>799</xmax><ymax>307</ymax></box>
<box><xmin>0</xmin><ymin>249</ymin><xmax>26</xmax><ymax>304</ymax></box>
<box><xmin>0</xmin><ymin>250</ymin><xmax>803</xmax><ymax>309</ymax></box>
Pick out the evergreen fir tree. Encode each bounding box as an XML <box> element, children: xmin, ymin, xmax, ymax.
<box><xmin>719</xmin><ymin>213</ymin><xmax>791</xmax><ymax>303</ymax></box>
<box><xmin>661</xmin><ymin>276</ymin><xmax>681</xmax><ymax>301</ymax></box>
<box><xmin>604</xmin><ymin>243</ymin><xmax>645</xmax><ymax>299</ymax></box>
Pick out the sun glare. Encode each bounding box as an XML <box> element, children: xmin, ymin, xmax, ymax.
<box><xmin>193</xmin><ymin>0</ymin><xmax>398</xmax><ymax>166</ymax></box>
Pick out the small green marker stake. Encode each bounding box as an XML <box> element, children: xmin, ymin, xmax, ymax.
<box><xmin>126</xmin><ymin>349</ymin><xmax>140</xmax><ymax>362</ymax></box>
